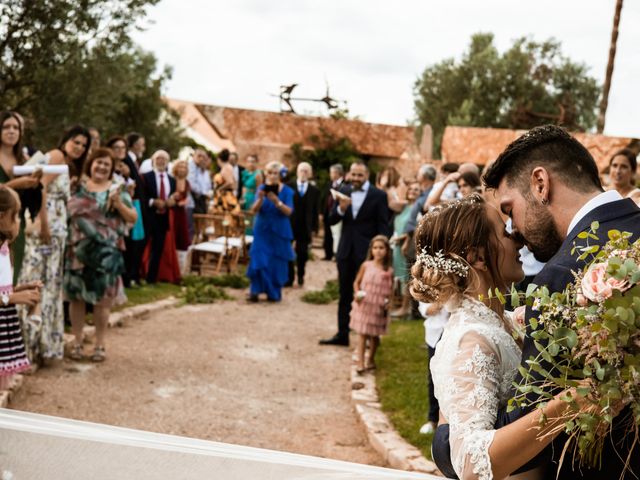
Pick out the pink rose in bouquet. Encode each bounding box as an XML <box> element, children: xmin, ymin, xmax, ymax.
<box><xmin>580</xmin><ymin>262</ymin><xmax>629</xmax><ymax>302</ymax></box>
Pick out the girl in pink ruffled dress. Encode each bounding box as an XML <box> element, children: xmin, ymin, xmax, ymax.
<box><xmin>349</xmin><ymin>235</ymin><xmax>393</xmax><ymax>374</ymax></box>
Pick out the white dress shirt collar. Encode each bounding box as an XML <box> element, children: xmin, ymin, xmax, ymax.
<box><xmin>567</xmin><ymin>190</ymin><xmax>623</xmax><ymax>235</ymax></box>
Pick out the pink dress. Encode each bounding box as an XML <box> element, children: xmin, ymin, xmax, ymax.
<box><xmin>349</xmin><ymin>261</ymin><xmax>393</xmax><ymax>336</ymax></box>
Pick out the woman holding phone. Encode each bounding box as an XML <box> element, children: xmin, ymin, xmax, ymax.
<box><xmin>246</xmin><ymin>161</ymin><xmax>294</xmax><ymax>302</ymax></box>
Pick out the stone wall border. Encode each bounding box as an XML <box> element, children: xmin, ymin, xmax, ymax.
<box><xmin>350</xmin><ymin>364</ymin><xmax>440</xmax><ymax>476</ymax></box>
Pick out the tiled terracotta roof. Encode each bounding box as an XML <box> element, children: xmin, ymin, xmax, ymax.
<box><xmin>441</xmin><ymin>126</ymin><xmax>636</xmax><ymax>171</ymax></box>
<box><xmin>195</xmin><ymin>103</ymin><xmax>422</xmax><ymax>160</ymax></box>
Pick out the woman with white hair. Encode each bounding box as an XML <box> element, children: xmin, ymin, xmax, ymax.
<box><xmin>247</xmin><ymin>161</ymin><xmax>294</xmax><ymax>302</ymax></box>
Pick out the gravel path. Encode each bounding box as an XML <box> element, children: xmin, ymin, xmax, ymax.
<box><xmin>11</xmin><ymin>255</ymin><xmax>383</xmax><ymax>466</ymax></box>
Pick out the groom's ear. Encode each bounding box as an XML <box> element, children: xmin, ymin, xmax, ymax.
<box><xmin>530</xmin><ymin>167</ymin><xmax>550</xmax><ymax>204</ymax></box>
<box><xmin>466</xmin><ymin>247</ymin><xmax>488</xmax><ymax>272</ymax></box>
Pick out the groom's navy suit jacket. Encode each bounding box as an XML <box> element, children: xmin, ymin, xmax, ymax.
<box><xmin>432</xmin><ymin>198</ymin><xmax>640</xmax><ymax>479</ymax></box>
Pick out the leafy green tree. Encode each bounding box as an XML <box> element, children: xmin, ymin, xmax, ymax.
<box><xmin>1</xmin><ymin>0</ymin><xmax>185</xmax><ymax>154</ymax></box>
<box><xmin>290</xmin><ymin>128</ymin><xmax>360</xmax><ymax>190</ymax></box>
<box><xmin>414</xmin><ymin>33</ymin><xmax>601</xmax><ymax>156</ymax></box>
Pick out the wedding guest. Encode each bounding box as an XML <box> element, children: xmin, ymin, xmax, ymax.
<box><xmin>0</xmin><ymin>111</ymin><xmax>42</xmax><ymax>282</ymax></box>
<box><xmin>212</xmin><ymin>149</ymin><xmax>240</xmax><ymax>216</ymax></box>
<box><xmin>286</xmin><ymin>162</ymin><xmax>320</xmax><ymax>287</ymax></box>
<box><xmin>18</xmin><ymin>126</ymin><xmax>88</xmax><ymax>363</ymax></box>
<box><xmin>171</xmin><ymin>159</ymin><xmax>191</xmax><ymax>252</ymax></box>
<box><xmin>229</xmin><ymin>151</ymin><xmax>244</xmax><ymax>199</ymax></box>
<box><xmin>349</xmin><ymin>235</ymin><xmax>393</xmax><ymax>374</ymax></box>
<box><xmin>142</xmin><ymin>150</ymin><xmax>179</xmax><ymax>284</ymax></box>
<box><xmin>389</xmin><ymin>182</ymin><xmax>420</xmax><ymax>317</ymax></box>
<box><xmin>417</xmin><ymin>302</ymin><xmax>447</xmax><ymax>435</ymax></box>
<box><xmin>127</xmin><ymin>132</ymin><xmax>146</xmax><ymax>170</ymax></box>
<box><xmin>110</xmin><ymin>136</ymin><xmax>146</xmax><ymax>287</ymax></box>
<box><xmin>0</xmin><ymin>185</ymin><xmax>39</xmax><ymax>388</ymax></box>
<box><xmin>320</xmin><ymin>162</ymin><xmax>390</xmax><ymax>346</ymax></box>
<box><xmin>187</xmin><ymin>149</ymin><xmax>213</xmax><ymax>239</ymax></box>
<box><xmin>425</xmin><ymin>162</ymin><xmax>460</xmax><ymax>208</ymax></box>
<box><xmin>88</xmin><ymin>127</ymin><xmax>101</xmax><ymax>153</ymax></box>
<box><xmin>376</xmin><ymin>166</ymin><xmax>407</xmax><ymax>214</ymax></box>
<box><xmin>54</xmin><ymin>125</ymin><xmax>91</xmax><ymax>181</ymax></box>
<box><xmin>247</xmin><ymin>161</ymin><xmax>294</xmax><ymax>302</ymax></box>
<box><xmin>64</xmin><ymin>148</ymin><xmax>137</xmax><ymax>362</ymax></box>
<box><xmin>608</xmin><ymin>148</ymin><xmax>640</xmax><ymax>205</ymax></box>
<box><xmin>456</xmin><ymin>171</ymin><xmax>482</xmax><ymax>197</ymax></box>
<box><xmin>398</xmin><ymin>164</ymin><xmax>437</xmax><ymax>319</ymax></box>
<box><xmin>321</xmin><ymin>164</ymin><xmax>344</xmax><ymax>261</ymax></box>
<box><xmin>240</xmin><ymin>154</ymin><xmax>263</xmax><ymax>210</ymax></box>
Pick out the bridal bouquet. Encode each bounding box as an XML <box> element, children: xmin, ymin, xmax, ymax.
<box><xmin>506</xmin><ymin>223</ymin><xmax>640</xmax><ymax>469</ymax></box>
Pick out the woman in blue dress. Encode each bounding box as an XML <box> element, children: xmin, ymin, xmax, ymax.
<box><xmin>247</xmin><ymin>161</ymin><xmax>294</xmax><ymax>302</ymax></box>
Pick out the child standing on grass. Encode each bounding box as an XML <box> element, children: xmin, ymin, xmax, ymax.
<box><xmin>0</xmin><ymin>185</ymin><xmax>40</xmax><ymax>389</ymax></box>
<box><xmin>350</xmin><ymin>235</ymin><xmax>393</xmax><ymax>374</ymax></box>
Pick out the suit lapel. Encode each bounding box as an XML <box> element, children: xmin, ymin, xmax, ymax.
<box><xmin>566</xmin><ymin>199</ymin><xmax>639</xmax><ymax>243</ymax></box>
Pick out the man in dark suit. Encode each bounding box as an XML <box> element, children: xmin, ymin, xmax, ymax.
<box><xmin>431</xmin><ymin>125</ymin><xmax>640</xmax><ymax>479</ymax></box>
<box><xmin>320</xmin><ymin>164</ymin><xmax>345</xmax><ymax>261</ymax></box>
<box><xmin>122</xmin><ymin>134</ymin><xmax>148</xmax><ymax>286</ymax></box>
<box><xmin>142</xmin><ymin>150</ymin><xmax>176</xmax><ymax>284</ymax></box>
<box><xmin>287</xmin><ymin>162</ymin><xmax>320</xmax><ymax>287</ymax></box>
<box><xmin>229</xmin><ymin>151</ymin><xmax>245</xmax><ymax>200</ymax></box>
<box><xmin>319</xmin><ymin>162</ymin><xmax>390</xmax><ymax>346</ymax></box>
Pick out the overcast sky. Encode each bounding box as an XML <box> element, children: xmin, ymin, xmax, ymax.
<box><xmin>132</xmin><ymin>0</ymin><xmax>639</xmax><ymax>138</ymax></box>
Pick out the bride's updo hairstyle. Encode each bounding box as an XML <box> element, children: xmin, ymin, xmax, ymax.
<box><xmin>410</xmin><ymin>194</ymin><xmax>504</xmax><ymax>305</ymax></box>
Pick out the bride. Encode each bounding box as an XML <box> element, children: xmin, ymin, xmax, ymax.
<box><xmin>410</xmin><ymin>194</ymin><xmax>585</xmax><ymax>480</ymax></box>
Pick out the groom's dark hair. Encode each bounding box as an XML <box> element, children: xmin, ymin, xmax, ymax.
<box><xmin>483</xmin><ymin>125</ymin><xmax>603</xmax><ymax>193</ymax></box>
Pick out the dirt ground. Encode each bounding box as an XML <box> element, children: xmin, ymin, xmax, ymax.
<box><xmin>11</xmin><ymin>253</ymin><xmax>383</xmax><ymax>467</ymax></box>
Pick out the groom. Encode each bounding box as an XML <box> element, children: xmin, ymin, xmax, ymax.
<box><xmin>431</xmin><ymin>125</ymin><xmax>640</xmax><ymax>479</ymax></box>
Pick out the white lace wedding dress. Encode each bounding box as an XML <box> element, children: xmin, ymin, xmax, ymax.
<box><xmin>430</xmin><ymin>296</ymin><xmax>544</xmax><ymax>480</ymax></box>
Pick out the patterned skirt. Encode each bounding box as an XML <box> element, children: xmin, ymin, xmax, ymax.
<box><xmin>0</xmin><ymin>304</ymin><xmax>30</xmax><ymax>376</ymax></box>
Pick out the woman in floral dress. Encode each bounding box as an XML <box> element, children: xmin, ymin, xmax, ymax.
<box><xmin>18</xmin><ymin>125</ymin><xmax>90</xmax><ymax>363</ymax></box>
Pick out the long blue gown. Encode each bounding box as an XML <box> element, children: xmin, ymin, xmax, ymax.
<box><xmin>247</xmin><ymin>185</ymin><xmax>295</xmax><ymax>300</ymax></box>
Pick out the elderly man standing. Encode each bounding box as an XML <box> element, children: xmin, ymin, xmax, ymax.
<box><xmin>320</xmin><ymin>162</ymin><xmax>389</xmax><ymax>346</ymax></box>
<box><xmin>143</xmin><ymin>150</ymin><xmax>176</xmax><ymax>283</ymax></box>
<box><xmin>187</xmin><ymin>149</ymin><xmax>212</xmax><ymax>239</ymax></box>
<box><xmin>286</xmin><ymin>162</ymin><xmax>320</xmax><ymax>287</ymax></box>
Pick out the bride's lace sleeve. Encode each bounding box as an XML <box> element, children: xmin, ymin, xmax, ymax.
<box><xmin>444</xmin><ymin>330</ymin><xmax>503</xmax><ymax>480</ymax></box>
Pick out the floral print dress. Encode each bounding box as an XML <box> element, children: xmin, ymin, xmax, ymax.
<box><xmin>18</xmin><ymin>154</ymin><xmax>70</xmax><ymax>361</ymax></box>
<box><xmin>63</xmin><ymin>182</ymin><xmax>131</xmax><ymax>306</ymax></box>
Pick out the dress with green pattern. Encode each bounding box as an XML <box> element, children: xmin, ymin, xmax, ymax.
<box><xmin>63</xmin><ymin>182</ymin><xmax>132</xmax><ymax>306</ymax></box>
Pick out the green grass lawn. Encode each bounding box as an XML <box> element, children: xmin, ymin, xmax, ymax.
<box><xmin>116</xmin><ymin>282</ymin><xmax>183</xmax><ymax>311</ymax></box>
<box><xmin>376</xmin><ymin>319</ymin><xmax>432</xmax><ymax>459</ymax></box>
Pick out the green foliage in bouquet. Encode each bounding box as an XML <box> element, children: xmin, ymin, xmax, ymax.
<box><xmin>498</xmin><ymin>224</ymin><xmax>639</xmax><ymax>471</ymax></box>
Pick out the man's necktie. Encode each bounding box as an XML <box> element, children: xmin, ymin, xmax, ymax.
<box><xmin>299</xmin><ymin>183</ymin><xmax>305</xmax><ymax>196</ymax></box>
<box><xmin>159</xmin><ymin>173</ymin><xmax>166</xmax><ymax>213</ymax></box>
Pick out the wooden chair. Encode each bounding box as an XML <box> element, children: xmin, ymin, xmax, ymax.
<box><xmin>188</xmin><ymin>213</ymin><xmax>241</xmax><ymax>275</ymax></box>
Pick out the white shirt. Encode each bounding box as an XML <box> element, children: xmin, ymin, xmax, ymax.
<box><xmin>427</xmin><ymin>180</ymin><xmax>458</xmax><ymax>204</ymax></box>
<box><xmin>567</xmin><ymin>190</ymin><xmax>623</xmax><ymax>235</ymax></box>
<box><xmin>341</xmin><ymin>181</ymin><xmax>370</xmax><ymax>218</ymax></box>
<box><xmin>418</xmin><ymin>302</ymin><xmax>448</xmax><ymax>348</ymax></box>
<box><xmin>297</xmin><ymin>180</ymin><xmax>307</xmax><ymax>196</ymax></box>
<box><xmin>148</xmin><ymin>170</ymin><xmax>171</xmax><ymax>207</ymax></box>
<box><xmin>188</xmin><ymin>159</ymin><xmax>213</xmax><ymax>198</ymax></box>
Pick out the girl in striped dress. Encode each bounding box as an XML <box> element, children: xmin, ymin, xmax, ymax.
<box><xmin>0</xmin><ymin>185</ymin><xmax>40</xmax><ymax>389</ymax></box>
<box><xmin>350</xmin><ymin>235</ymin><xmax>393</xmax><ymax>374</ymax></box>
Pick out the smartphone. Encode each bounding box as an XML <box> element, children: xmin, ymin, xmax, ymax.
<box><xmin>263</xmin><ymin>184</ymin><xmax>279</xmax><ymax>195</ymax></box>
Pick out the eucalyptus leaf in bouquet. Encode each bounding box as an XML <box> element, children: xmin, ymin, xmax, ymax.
<box><xmin>501</xmin><ymin>225</ymin><xmax>640</xmax><ymax>472</ymax></box>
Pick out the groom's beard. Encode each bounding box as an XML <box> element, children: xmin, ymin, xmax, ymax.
<box><xmin>523</xmin><ymin>201</ymin><xmax>564</xmax><ymax>263</ymax></box>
